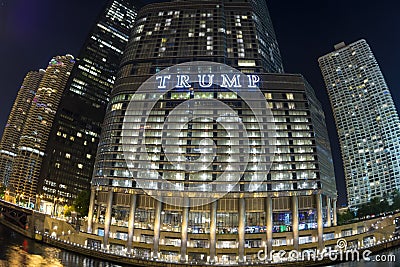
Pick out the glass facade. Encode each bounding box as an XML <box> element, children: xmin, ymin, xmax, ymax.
<box><xmin>36</xmin><ymin>0</ymin><xmax>138</xmax><ymax>206</ymax></box>
<box><xmin>87</xmin><ymin>0</ymin><xmax>337</xmax><ymax>265</ymax></box>
<box><xmin>319</xmin><ymin>39</ymin><xmax>400</xmax><ymax>208</ymax></box>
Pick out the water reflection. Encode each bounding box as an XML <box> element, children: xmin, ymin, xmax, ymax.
<box><xmin>1</xmin><ymin>223</ymin><xmax>398</xmax><ymax>267</ymax></box>
<box><xmin>0</xmin><ymin>223</ymin><xmax>125</xmax><ymax>267</ymax></box>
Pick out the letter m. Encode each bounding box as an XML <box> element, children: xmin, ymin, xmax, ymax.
<box><xmin>221</xmin><ymin>74</ymin><xmax>241</xmax><ymax>88</ymax></box>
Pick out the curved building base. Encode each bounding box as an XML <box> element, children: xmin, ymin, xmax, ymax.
<box><xmin>87</xmin><ymin>189</ymin><xmax>337</xmax><ymax>264</ymax></box>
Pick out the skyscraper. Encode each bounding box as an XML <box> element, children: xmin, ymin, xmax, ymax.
<box><xmin>35</xmin><ymin>0</ymin><xmax>137</xmax><ymax>208</ymax></box>
<box><xmin>0</xmin><ymin>70</ymin><xmax>44</xmax><ymax>186</ymax></box>
<box><xmin>86</xmin><ymin>0</ymin><xmax>337</xmax><ymax>264</ymax></box>
<box><xmin>8</xmin><ymin>55</ymin><xmax>75</xmax><ymax>208</ymax></box>
<box><xmin>319</xmin><ymin>39</ymin><xmax>400</xmax><ymax>208</ymax></box>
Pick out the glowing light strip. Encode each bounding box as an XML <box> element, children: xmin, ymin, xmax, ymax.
<box><xmin>97</xmin><ymin>23</ymin><xmax>129</xmax><ymax>42</ymax></box>
<box><xmin>0</xmin><ymin>150</ymin><xmax>17</xmax><ymax>157</ymax></box>
<box><xmin>19</xmin><ymin>146</ymin><xmax>45</xmax><ymax>157</ymax></box>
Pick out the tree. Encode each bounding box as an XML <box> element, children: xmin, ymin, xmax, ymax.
<box><xmin>73</xmin><ymin>190</ymin><xmax>91</xmax><ymax>217</ymax></box>
<box><xmin>390</xmin><ymin>189</ymin><xmax>400</xmax><ymax>211</ymax></box>
<box><xmin>0</xmin><ymin>184</ymin><xmax>5</xmax><ymax>199</ymax></box>
<box><xmin>338</xmin><ymin>210</ymin><xmax>355</xmax><ymax>225</ymax></box>
<box><xmin>356</xmin><ymin>197</ymin><xmax>390</xmax><ymax>218</ymax></box>
<box><xmin>63</xmin><ymin>205</ymin><xmax>74</xmax><ymax>217</ymax></box>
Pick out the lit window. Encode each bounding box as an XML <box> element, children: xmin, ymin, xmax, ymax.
<box><xmin>238</xmin><ymin>60</ymin><xmax>256</xmax><ymax>67</ymax></box>
<box><xmin>194</xmin><ymin>92</ymin><xmax>213</xmax><ymax>99</ymax></box>
<box><xmin>218</xmin><ymin>92</ymin><xmax>237</xmax><ymax>99</ymax></box>
<box><xmin>77</xmin><ymin>132</ymin><xmax>82</xmax><ymax>138</ymax></box>
<box><xmin>78</xmin><ymin>164</ymin><xmax>83</xmax><ymax>169</ymax></box>
<box><xmin>57</xmin><ymin>131</ymin><xmax>61</xmax><ymax>136</ymax></box>
<box><xmin>265</xmin><ymin>93</ymin><xmax>272</xmax><ymax>100</ymax></box>
<box><xmin>86</xmin><ymin>154</ymin><xmax>92</xmax><ymax>159</ymax></box>
<box><xmin>65</xmin><ymin>153</ymin><xmax>71</xmax><ymax>159</ymax></box>
<box><xmin>286</xmin><ymin>93</ymin><xmax>294</xmax><ymax>100</ymax></box>
<box><xmin>111</xmin><ymin>103</ymin><xmax>123</xmax><ymax>111</ymax></box>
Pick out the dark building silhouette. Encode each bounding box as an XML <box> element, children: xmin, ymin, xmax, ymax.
<box><xmin>35</xmin><ymin>0</ymin><xmax>138</xmax><ymax>211</ymax></box>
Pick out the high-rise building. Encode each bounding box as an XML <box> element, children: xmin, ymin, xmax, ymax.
<box><xmin>8</xmin><ymin>55</ymin><xmax>75</xmax><ymax>208</ymax></box>
<box><xmin>0</xmin><ymin>70</ymin><xmax>44</xmax><ymax>186</ymax></box>
<box><xmin>35</xmin><ymin>0</ymin><xmax>138</xmax><ymax>208</ymax></box>
<box><xmin>319</xmin><ymin>39</ymin><xmax>400</xmax><ymax>208</ymax></box>
<box><xmin>86</xmin><ymin>0</ymin><xmax>337</xmax><ymax>264</ymax></box>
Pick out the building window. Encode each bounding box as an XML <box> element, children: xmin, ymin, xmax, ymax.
<box><xmin>161</xmin><ymin>210</ymin><xmax>182</xmax><ymax>232</ymax></box>
<box><xmin>217</xmin><ymin>212</ymin><xmax>238</xmax><ymax>234</ymax></box>
<box><xmin>188</xmin><ymin>212</ymin><xmax>210</xmax><ymax>233</ymax></box>
<box><xmin>245</xmin><ymin>212</ymin><xmax>266</xmax><ymax>233</ymax></box>
<box><xmin>135</xmin><ymin>209</ymin><xmax>155</xmax><ymax>230</ymax></box>
<box><xmin>272</xmin><ymin>212</ymin><xmax>292</xmax><ymax>233</ymax></box>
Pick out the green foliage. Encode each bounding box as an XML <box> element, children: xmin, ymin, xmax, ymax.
<box><xmin>73</xmin><ymin>190</ymin><xmax>91</xmax><ymax>217</ymax></box>
<box><xmin>63</xmin><ymin>205</ymin><xmax>74</xmax><ymax>217</ymax></box>
<box><xmin>356</xmin><ymin>197</ymin><xmax>390</xmax><ymax>218</ymax></box>
<box><xmin>391</xmin><ymin>189</ymin><xmax>400</xmax><ymax>211</ymax></box>
<box><xmin>0</xmin><ymin>184</ymin><xmax>5</xmax><ymax>199</ymax></box>
<box><xmin>338</xmin><ymin>210</ymin><xmax>355</xmax><ymax>225</ymax></box>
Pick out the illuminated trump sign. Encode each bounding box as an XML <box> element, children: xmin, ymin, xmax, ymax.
<box><xmin>156</xmin><ymin>74</ymin><xmax>260</xmax><ymax>89</ymax></box>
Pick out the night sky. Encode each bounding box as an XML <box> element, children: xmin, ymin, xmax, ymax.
<box><xmin>1</xmin><ymin>0</ymin><xmax>399</xmax><ymax>206</ymax></box>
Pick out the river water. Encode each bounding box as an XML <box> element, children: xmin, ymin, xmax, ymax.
<box><xmin>0</xmin><ymin>223</ymin><xmax>398</xmax><ymax>266</ymax></box>
<box><xmin>0</xmin><ymin>223</ymin><xmax>125</xmax><ymax>267</ymax></box>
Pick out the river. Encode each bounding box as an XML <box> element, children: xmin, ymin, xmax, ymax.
<box><xmin>0</xmin><ymin>223</ymin><xmax>126</xmax><ymax>267</ymax></box>
<box><xmin>0</xmin><ymin>223</ymin><xmax>398</xmax><ymax>266</ymax></box>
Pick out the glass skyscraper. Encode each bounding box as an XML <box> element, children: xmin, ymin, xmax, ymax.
<box><xmin>319</xmin><ymin>39</ymin><xmax>400</xmax><ymax>208</ymax></box>
<box><xmin>35</xmin><ymin>0</ymin><xmax>138</xmax><ymax>209</ymax></box>
<box><xmin>86</xmin><ymin>0</ymin><xmax>337</xmax><ymax>264</ymax></box>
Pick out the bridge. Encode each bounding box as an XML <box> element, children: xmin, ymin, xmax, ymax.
<box><xmin>0</xmin><ymin>199</ymin><xmax>45</xmax><ymax>238</ymax></box>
